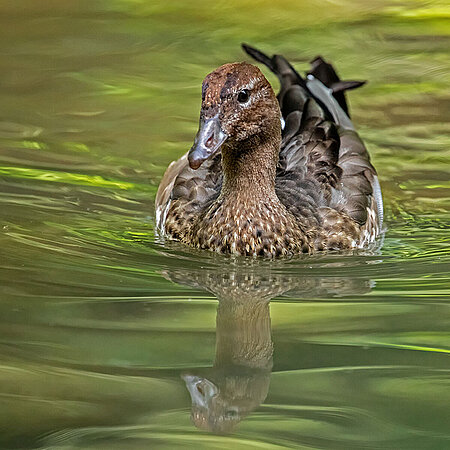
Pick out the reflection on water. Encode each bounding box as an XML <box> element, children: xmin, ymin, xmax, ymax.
<box><xmin>0</xmin><ymin>0</ymin><xmax>449</xmax><ymax>448</ymax></box>
<box><xmin>182</xmin><ymin>297</ymin><xmax>273</xmax><ymax>433</ymax></box>
<box><xmin>176</xmin><ymin>260</ymin><xmax>373</xmax><ymax>434</ymax></box>
<box><xmin>28</xmin><ymin>254</ymin><xmax>448</xmax><ymax>449</ymax></box>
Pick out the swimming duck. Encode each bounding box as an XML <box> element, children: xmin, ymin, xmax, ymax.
<box><xmin>156</xmin><ymin>44</ymin><xmax>383</xmax><ymax>257</ymax></box>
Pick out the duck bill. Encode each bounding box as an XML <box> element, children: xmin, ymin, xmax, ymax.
<box><xmin>188</xmin><ymin>115</ymin><xmax>227</xmax><ymax>170</ymax></box>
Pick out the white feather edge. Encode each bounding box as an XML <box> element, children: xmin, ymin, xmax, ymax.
<box><xmin>306</xmin><ymin>75</ymin><xmax>355</xmax><ymax>131</ymax></box>
<box><xmin>372</xmin><ymin>175</ymin><xmax>384</xmax><ymax>228</ymax></box>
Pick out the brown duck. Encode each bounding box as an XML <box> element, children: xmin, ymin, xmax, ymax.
<box><xmin>156</xmin><ymin>44</ymin><xmax>383</xmax><ymax>257</ymax></box>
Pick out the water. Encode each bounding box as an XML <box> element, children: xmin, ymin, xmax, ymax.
<box><xmin>0</xmin><ymin>1</ymin><xmax>449</xmax><ymax>448</ymax></box>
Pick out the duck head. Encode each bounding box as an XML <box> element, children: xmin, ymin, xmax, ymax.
<box><xmin>188</xmin><ymin>62</ymin><xmax>281</xmax><ymax>170</ymax></box>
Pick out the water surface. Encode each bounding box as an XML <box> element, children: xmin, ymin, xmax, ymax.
<box><xmin>0</xmin><ymin>1</ymin><xmax>449</xmax><ymax>448</ymax></box>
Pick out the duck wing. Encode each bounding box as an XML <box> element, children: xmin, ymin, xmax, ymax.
<box><xmin>242</xmin><ymin>44</ymin><xmax>383</xmax><ymax>232</ymax></box>
<box><xmin>155</xmin><ymin>151</ymin><xmax>222</xmax><ymax>235</ymax></box>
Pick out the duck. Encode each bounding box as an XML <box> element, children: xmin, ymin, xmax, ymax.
<box><xmin>155</xmin><ymin>44</ymin><xmax>383</xmax><ymax>257</ymax></box>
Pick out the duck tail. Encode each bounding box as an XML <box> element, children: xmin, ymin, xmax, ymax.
<box><xmin>308</xmin><ymin>56</ymin><xmax>366</xmax><ymax>117</ymax></box>
<box><xmin>242</xmin><ymin>43</ymin><xmax>308</xmax><ymax>93</ymax></box>
<box><xmin>241</xmin><ymin>43</ymin><xmax>277</xmax><ymax>73</ymax></box>
<box><xmin>242</xmin><ymin>43</ymin><xmax>317</xmax><ymax>124</ymax></box>
<box><xmin>242</xmin><ymin>44</ymin><xmax>365</xmax><ymax>120</ymax></box>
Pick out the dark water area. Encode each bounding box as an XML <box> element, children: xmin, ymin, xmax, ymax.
<box><xmin>0</xmin><ymin>1</ymin><xmax>449</xmax><ymax>448</ymax></box>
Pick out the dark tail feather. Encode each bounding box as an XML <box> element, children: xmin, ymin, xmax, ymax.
<box><xmin>242</xmin><ymin>44</ymin><xmax>365</xmax><ymax>119</ymax></box>
<box><xmin>331</xmin><ymin>80</ymin><xmax>366</xmax><ymax>93</ymax></box>
<box><xmin>242</xmin><ymin>43</ymin><xmax>308</xmax><ymax>90</ymax></box>
<box><xmin>308</xmin><ymin>56</ymin><xmax>366</xmax><ymax>116</ymax></box>
<box><xmin>241</xmin><ymin>43</ymin><xmax>276</xmax><ymax>72</ymax></box>
<box><xmin>242</xmin><ymin>43</ymin><xmax>313</xmax><ymax>119</ymax></box>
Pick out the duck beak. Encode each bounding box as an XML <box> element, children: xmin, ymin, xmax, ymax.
<box><xmin>188</xmin><ymin>114</ymin><xmax>227</xmax><ymax>170</ymax></box>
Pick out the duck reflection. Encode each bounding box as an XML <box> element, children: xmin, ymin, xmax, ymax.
<box><xmin>164</xmin><ymin>256</ymin><xmax>375</xmax><ymax>433</ymax></box>
<box><xmin>183</xmin><ymin>296</ymin><xmax>272</xmax><ymax>432</ymax></box>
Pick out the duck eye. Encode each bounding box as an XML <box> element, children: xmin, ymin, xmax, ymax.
<box><xmin>237</xmin><ymin>89</ymin><xmax>250</xmax><ymax>103</ymax></box>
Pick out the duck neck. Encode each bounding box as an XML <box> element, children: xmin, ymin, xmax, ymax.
<box><xmin>220</xmin><ymin>131</ymin><xmax>281</xmax><ymax>201</ymax></box>
<box><xmin>214</xmin><ymin>298</ymin><xmax>273</xmax><ymax>370</ymax></box>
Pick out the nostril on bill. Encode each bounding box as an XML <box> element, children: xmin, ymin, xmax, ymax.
<box><xmin>205</xmin><ymin>135</ymin><xmax>214</xmax><ymax>149</ymax></box>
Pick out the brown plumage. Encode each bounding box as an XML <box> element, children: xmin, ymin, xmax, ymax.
<box><xmin>156</xmin><ymin>44</ymin><xmax>383</xmax><ymax>257</ymax></box>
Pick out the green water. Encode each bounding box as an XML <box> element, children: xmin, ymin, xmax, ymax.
<box><xmin>0</xmin><ymin>1</ymin><xmax>449</xmax><ymax>448</ymax></box>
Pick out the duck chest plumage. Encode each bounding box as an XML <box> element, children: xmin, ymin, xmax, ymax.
<box><xmin>156</xmin><ymin>44</ymin><xmax>383</xmax><ymax>257</ymax></box>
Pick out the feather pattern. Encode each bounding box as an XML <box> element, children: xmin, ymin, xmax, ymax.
<box><xmin>156</xmin><ymin>45</ymin><xmax>383</xmax><ymax>256</ymax></box>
